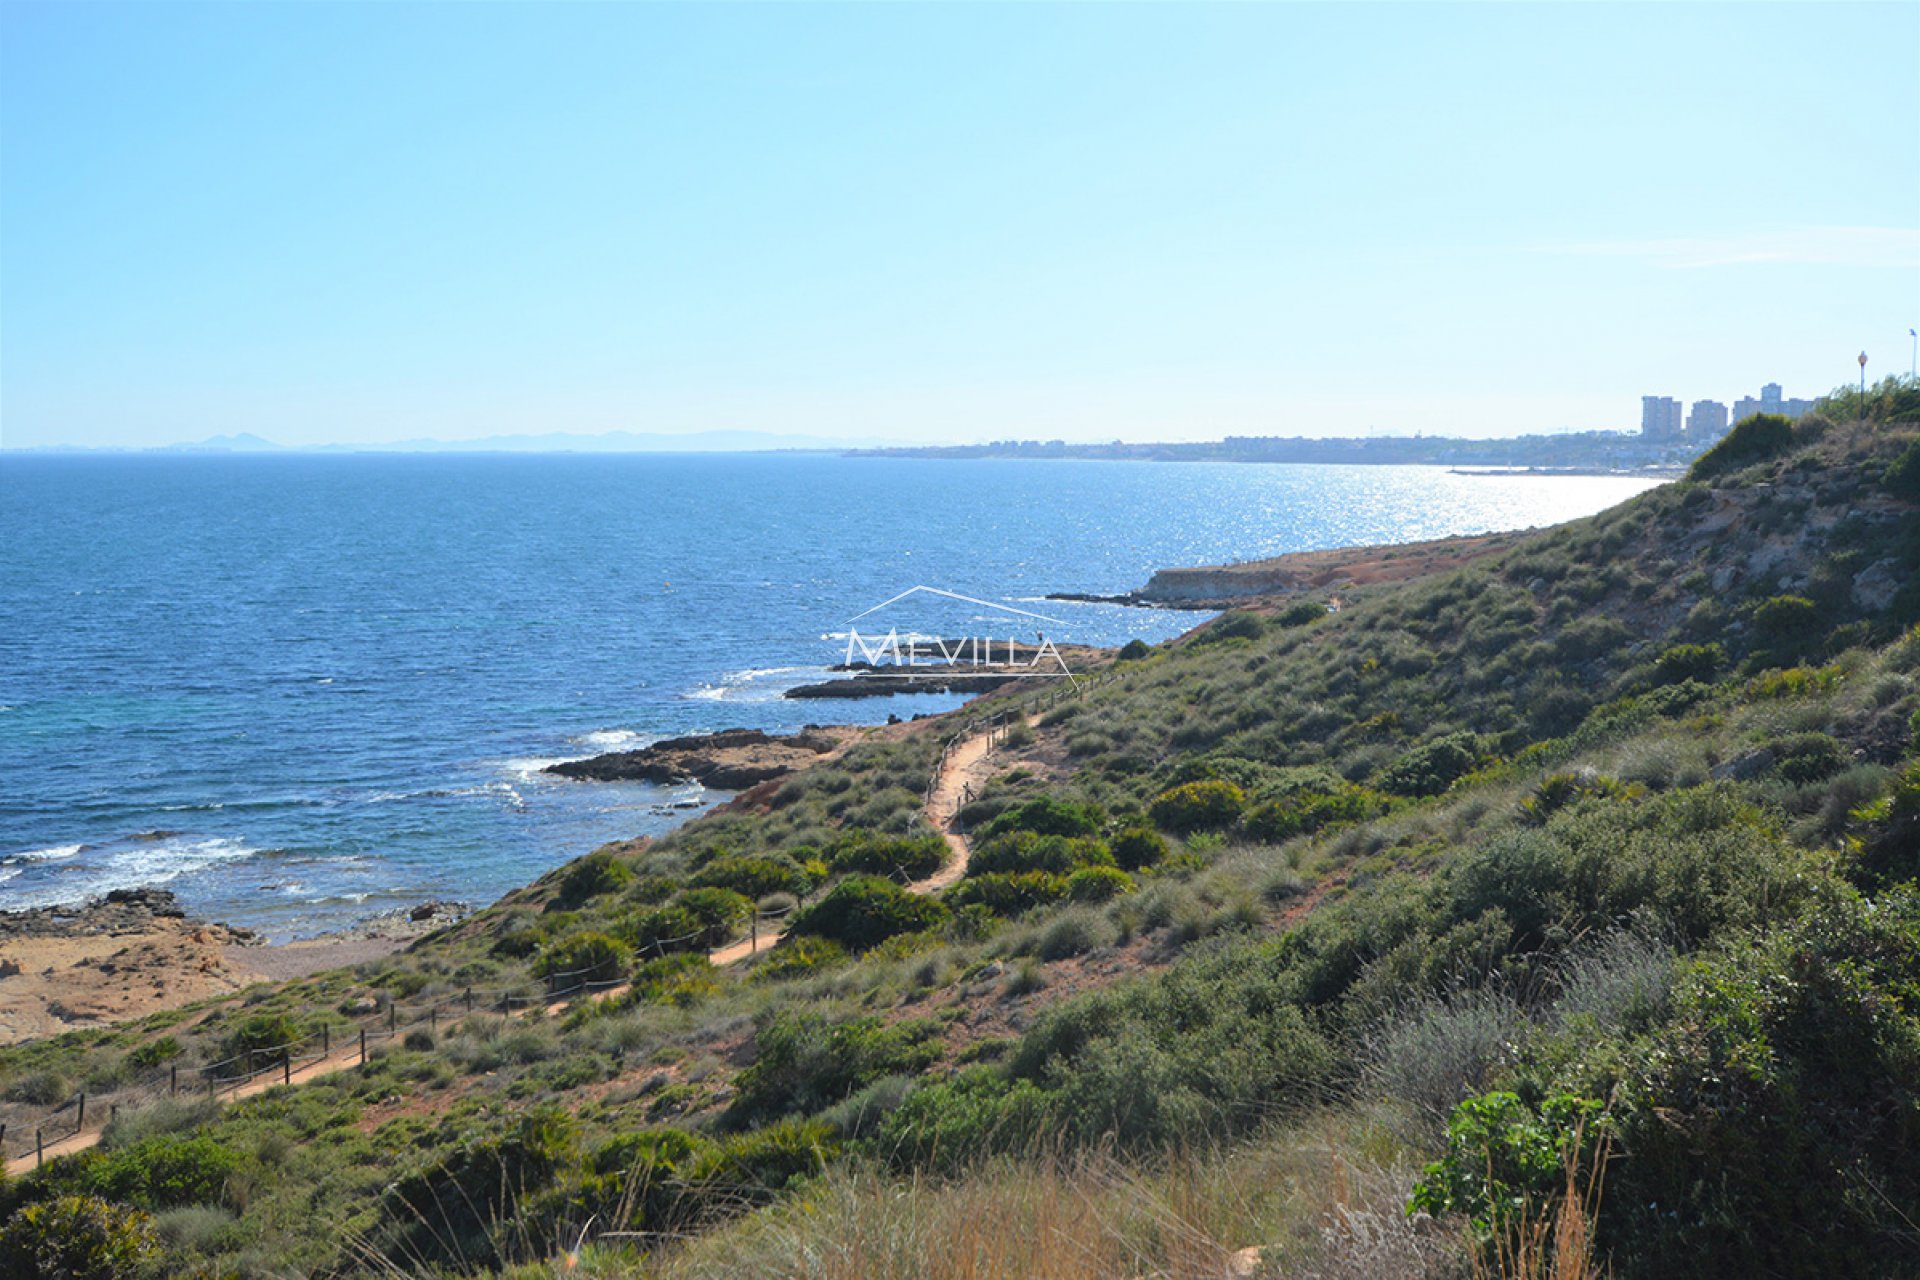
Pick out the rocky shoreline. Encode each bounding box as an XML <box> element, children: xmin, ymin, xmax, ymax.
<box><xmin>544</xmin><ymin>725</ymin><xmax>856</xmax><ymax>786</ymax></box>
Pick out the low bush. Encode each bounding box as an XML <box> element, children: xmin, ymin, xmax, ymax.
<box><xmin>754</xmin><ymin>934</ymin><xmax>849</xmax><ymax>981</ymax></box>
<box><xmin>1109</xmin><ymin>826</ymin><xmax>1168</xmax><ymax>871</ymax></box>
<box><xmin>554</xmin><ymin>849</ymin><xmax>634</xmax><ymax>907</ymax></box>
<box><xmin>1652</xmin><ymin>642</ymin><xmax>1725</xmax><ymax>686</ymax></box>
<box><xmin>980</xmin><ymin>796</ymin><xmax>1101</xmax><ymax>840</ymax></box>
<box><xmin>728</xmin><ymin>1013</ymin><xmax>940</xmax><ymax>1125</ymax></box>
<box><xmin>827</xmin><ymin>832</ymin><xmax>947</xmax><ymax>881</ymax></box>
<box><xmin>690</xmin><ymin>854</ymin><xmax>811</xmax><ymax>900</ymax></box>
<box><xmin>1148</xmin><ymin>780</ymin><xmax>1246</xmax><ymax>833</ymax></box>
<box><xmin>77</xmin><ymin>1134</ymin><xmax>241</xmax><ymax>1211</ymax></box>
<box><xmin>674</xmin><ymin>887</ymin><xmax>753</xmax><ymax>948</ymax></box>
<box><xmin>1064</xmin><ymin>866</ymin><xmax>1134</xmax><ymax>903</ymax></box>
<box><xmin>533</xmin><ymin>931</ymin><xmax>629</xmax><ymax>986</ymax></box>
<box><xmin>788</xmin><ymin>875</ymin><xmax>950</xmax><ymax>951</ymax></box>
<box><xmin>0</xmin><ymin>1194</ymin><xmax>158</xmax><ymax>1280</ymax></box>
<box><xmin>945</xmin><ymin>871</ymin><xmax>1069</xmax><ymax>915</ymax></box>
<box><xmin>969</xmin><ymin>831</ymin><xmax>1113</xmax><ymax>877</ymax></box>
<box><xmin>1377</xmin><ymin>732</ymin><xmax>1482</xmax><ymax>798</ymax></box>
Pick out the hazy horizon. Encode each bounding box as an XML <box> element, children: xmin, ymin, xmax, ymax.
<box><xmin>3</xmin><ymin>2</ymin><xmax>1915</xmax><ymax>450</ymax></box>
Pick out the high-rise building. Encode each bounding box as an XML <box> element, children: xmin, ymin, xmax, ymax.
<box><xmin>1641</xmin><ymin>395</ymin><xmax>1683</xmax><ymax>440</ymax></box>
<box><xmin>1687</xmin><ymin>399</ymin><xmax>1729</xmax><ymax>441</ymax></box>
<box><xmin>1732</xmin><ymin>383</ymin><xmax>1814</xmax><ymax>423</ymax></box>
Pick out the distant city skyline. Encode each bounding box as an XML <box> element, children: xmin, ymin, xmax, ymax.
<box><xmin>2</xmin><ymin>3</ymin><xmax>1915</xmax><ymax>450</ymax></box>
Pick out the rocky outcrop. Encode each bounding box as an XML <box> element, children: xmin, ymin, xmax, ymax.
<box><xmin>784</xmin><ymin>673</ymin><xmax>1015</xmax><ymax>699</ymax></box>
<box><xmin>1053</xmin><ymin>531</ymin><xmax>1524</xmax><ymax>608</ymax></box>
<box><xmin>544</xmin><ymin>727</ymin><xmax>850</xmax><ymax>787</ymax></box>
<box><xmin>0</xmin><ymin>887</ymin><xmax>250</xmax><ymax>943</ymax></box>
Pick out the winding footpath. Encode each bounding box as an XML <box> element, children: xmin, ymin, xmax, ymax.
<box><xmin>3</xmin><ymin>715</ymin><xmax>1016</xmax><ymax>1175</ymax></box>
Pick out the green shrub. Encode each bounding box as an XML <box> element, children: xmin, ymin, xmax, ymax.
<box><xmin>691</xmin><ymin>854</ymin><xmax>809</xmax><ymax>900</ymax></box>
<box><xmin>728</xmin><ymin>1013</ymin><xmax>940</xmax><ymax>1125</ymax></box>
<box><xmin>124</xmin><ymin>1037</ymin><xmax>181</xmax><ymax>1071</ymax></box>
<box><xmin>624</xmin><ymin>953</ymin><xmax>719</xmax><ymax>1006</ymax></box>
<box><xmin>1771</xmin><ymin>732</ymin><xmax>1849</xmax><ymax>785</ymax></box>
<box><xmin>533</xmin><ymin>931</ymin><xmax>629</xmax><ymax>986</ymax></box>
<box><xmin>1378</xmin><ymin>732</ymin><xmax>1482</xmax><ymax>798</ymax></box>
<box><xmin>1689</xmin><ymin>413</ymin><xmax>1794</xmax><ymax>481</ymax></box>
<box><xmin>1242</xmin><ymin>784</ymin><xmax>1384</xmax><ymax>841</ymax></box>
<box><xmin>788</xmin><ymin>875</ymin><xmax>950</xmax><ymax>951</ymax></box>
<box><xmin>1754</xmin><ymin>594</ymin><xmax>1819</xmax><ymax>641</ymax></box>
<box><xmin>1110</xmin><ymin>826</ymin><xmax>1168</xmax><ymax>871</ymax></box>
<box><xmin>212</xmin><ymin>1013</ymin><xmax>301</xmax><ymax>1078</ymax></box>
<box><xmin>554</xmin><ymin>849</ymin><xmax>634</xmax><ymax>907</ymax></box>
<box><xmin>0</xmin><ymin>1194</ymin><xmax>157</xmax><ymax>1280</ymax></box>
<box><xmin>944</xmin><ymin>871</ymin><xmax>1070</xmax><ymax>915</ymax></box>
<box><xmin>1882</xmin><ymin>436</ymin><xmax>1920</xmax><ymax>500</ymax></box>
<box><xmin>1409</xmin><ymin>1091</ymin><xmax>1604</xmax><ymax>1241</ymax></box>
<box><xmin>1275</xmin><ymin>600</ymin><xmax>1327</xmax><ymax>627</ymax></box>
<box><xmin>78</xmin><ymin>1134</ymin><xmax>240</xmax><ymax>1211</ymax></box>
<box><xmin>980</xmin><ymin>796</ymin><xmax>1101</xmax><ymax>840</ymax></box>
<box><xmin>1194</xmin><ymin>611</ymin><xmax>1265</xmax><ymax>645</ymax></box>
<box><xmin>969</xmin><ymin>831</ymin><xmax>1112</xmax><ymax>877</ymax></box>
<box><xmin>1117</xmin><ymin>638</ymin><xmax>1153</xmax><ymax>661</ymax></box>
<box><xmin>618</xmin><ymin>904</ymin><xmax>703</xmax><ymax>956</ymax></box>
<box><xmin>827</xmin><ymin>832</ymin><xmax>947</xmax><ymax>881</ymax></box>
<box><xmin>754</xmin><ymin>934</ymin><xmax>849</xmax><ymax>981</ymax></box>
<box><xmin>1652</xmin><ymin>642</ymin><xmax>1724</xmax><ymax>686</ymax></box>
<box><xmin>1064</xmin><ymin>866</ymin><xmax>1134</xmax><ymax>903</ymax></box>
<box><xmin>673</xmin><ymin>887</ymin><xmax>753</xmax><ymax>947</ymax></box>
<box><xmin>1517</xmin><ymin>771</ymin><xmax>1628</xmax><ymax>825</ymax></box>
<box><xmin>1148</xmin><ymin>780</ymin><xmax>1246</xmax><ymax>833</ymax></box>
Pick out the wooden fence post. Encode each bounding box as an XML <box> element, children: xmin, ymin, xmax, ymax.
<box><xmin>359</xmin><ymin>1028</ymin><xmax>367</xmax><ymax>1065</ymax></box>
<box><xmin>76</xmin><ymin>1093</ymin><xmax>85</xmax><ymax>1132</ymax></box>
<box><xmin>36</xmin><ymin>1129</ymin><xmax>43</xmax><ymax>1169</ymax></box>
<box><xmin>170</xmin><ymin>1065</ymin><xmax>178</xmax><ymax>1097</ymax></box>
<box><xmin>282</xmin><ymin>1050</ymin><xmax>291</xmax><ymax>1085</ymax></box>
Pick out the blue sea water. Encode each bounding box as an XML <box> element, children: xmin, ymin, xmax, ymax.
<box><xmin>0</xmin><ymin>453</ymin><xmax>1661</xmax><ymax>938</ymax></box>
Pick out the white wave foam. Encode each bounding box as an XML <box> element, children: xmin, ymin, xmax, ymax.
<box><xmin>684</xmin><ymin>664</ymin><xmax>827</xmax><ymax>703</ymax></box>
<box><xmin>576</xmin><ymin>728</ymin><xmax>649</xmax><ymax>751</ymax></box>
<box><xmin>0</xmin><ymin>834</ymin><xmax>261</xmax><ymax>911</ymax></box>
<box><xmin>2</xmin><ymin>843</ymin><xmax>84</xmax><ymax>865</ymax></box>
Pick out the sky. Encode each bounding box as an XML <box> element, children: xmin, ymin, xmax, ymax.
<box><xmin>1</xmin><ymin>2</ymin><xmax>1916</xmax><ymax>450</ymax></box>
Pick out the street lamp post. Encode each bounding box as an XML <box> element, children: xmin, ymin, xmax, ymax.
<box><xmin>1859</xmin><ymin>351</ymin><xmax>1868</xmax><ymax>416</ymax></box>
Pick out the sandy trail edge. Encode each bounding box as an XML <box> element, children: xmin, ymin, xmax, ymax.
<box><xmin>3</xmin><ymin>717</ymin><xmax>1018</xmax><ymax>1174</ymax></box>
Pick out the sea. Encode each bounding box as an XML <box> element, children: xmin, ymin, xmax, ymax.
<box><xmin>0</xmin><ymin>453</ymin><xmax>1662</xmax><ymax>939</ymax></box>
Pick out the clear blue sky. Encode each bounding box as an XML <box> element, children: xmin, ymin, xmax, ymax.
<box><xmin>2</xmin><ymin>2</ymin><xmax>1916</xmax><ymax>448</ymax></box>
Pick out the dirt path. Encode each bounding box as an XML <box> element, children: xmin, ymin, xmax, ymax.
<box><xmin>4</xmin><ymin>717</ymin><xmax>1020</xmax><ymax>1175</ymax></box>
<box><xmin>912</xmin><ymin>719</ymin><xmax>1026</xmax><ymax>893</ymax></box>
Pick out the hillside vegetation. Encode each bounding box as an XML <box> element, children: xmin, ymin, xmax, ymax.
<box><xmin>3</xmin><ymin>389</ymin><xmax>1919</xmax><ymax>1279</ymax></box>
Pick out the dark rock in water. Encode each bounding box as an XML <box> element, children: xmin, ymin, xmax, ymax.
<box><xmin>408</xmin><ymin>901</ymin><xmax>448</xmax><ymax>922</ymax></box>
<box><xmin>546</xmin><ymin>726</ymin><xmax>847</xmax><ymax>787</ymax></box>
<box><xmin>784</xmin><ymin>673</ymin><xmax>1014</xmax><ymax>699</ymax></box>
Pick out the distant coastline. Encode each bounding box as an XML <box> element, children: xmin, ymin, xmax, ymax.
<box><xmin>849</xmin><ymin>431</ymin><xmax>1699</xmax><ymax>472</ymax></box>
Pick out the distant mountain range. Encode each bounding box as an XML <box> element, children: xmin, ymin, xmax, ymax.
<box><xmin>6</xmin><ymin>428</ymin><xmax>903</xmax><ymax>455</ymax></box>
